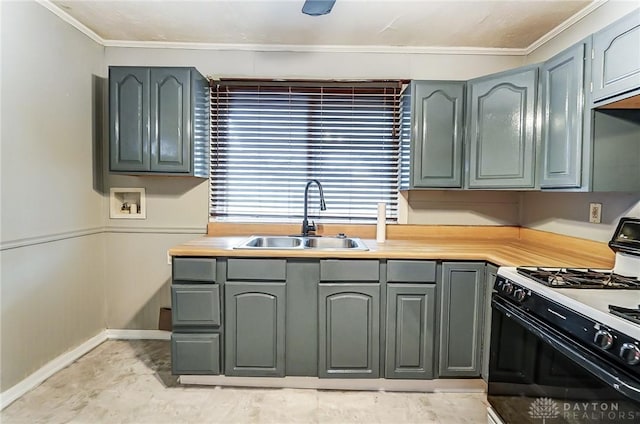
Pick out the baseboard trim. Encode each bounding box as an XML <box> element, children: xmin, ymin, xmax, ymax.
<box><xmin>179</xmin><ymin>375</ymin><xmax>487</xmax><ymax>393</ymax></box>
<box><xmin>0</xmin><ymin>329</ymin><xmax>172</xmax><ymax>410</ymax></box>
<box><xmin>105</xmin><ymin>329</ymin><xmax>171</xmax><ymax>340</ymax></box>
<box><xmin>0</xmin><ymin>331</ymin><xmax>108</xmax><ymax>410</ymax></box>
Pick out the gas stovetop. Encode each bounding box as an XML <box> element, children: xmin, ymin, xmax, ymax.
<box><xmin>610</xmin><ymin>305</ymin><xmax>640</xmax><ymax>325</ymax></box>
<box><xmin>516</xmin><ymin>267</ymin><xmax>640</xmax><ymax>289</ymax></box>
<box><xmin>497</xmin><ymin>267</ymin><xmax>640</xmax><ymax>340</ymax></box>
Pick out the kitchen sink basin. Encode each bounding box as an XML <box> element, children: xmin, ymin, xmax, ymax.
<box><xmin>234</xmin><ymin>235</ymin><xmax>368</xmax><ymax>251</ymax></box>
<box><xmin>241</xmin><ymin>236</ymin><xmax>303</xmax><ymax>249</ymax></box>
<box><xmin>304</xmin><ymin>237</ymin><xmax>362</xmax><ymax>249</ymax></box>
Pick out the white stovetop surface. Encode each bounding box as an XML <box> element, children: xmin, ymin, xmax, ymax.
<box><xmin>498</xmin><ymin>267</ymin><xmax>640</xmax><ymax>340</ymax></box>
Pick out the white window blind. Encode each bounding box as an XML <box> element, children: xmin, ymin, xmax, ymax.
<box><xmin>210</xmin><ymin>80</ymin><xmax>402</xmax><ymax>223</ymax></box>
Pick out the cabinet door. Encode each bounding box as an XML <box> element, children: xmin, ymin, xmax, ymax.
<box><xmin>411</xmin><ymin>81</ymin><xmax>465</xmax><ymax>188</ymax></box>
<box><xmin>482</xmin><ymin>263</ymin><xmax>499</xmax><ymax>381</ymax></box>
<box><xmin>318</xmin><ymin>283</ymin><xmax>380</xmax><ymax>378</ymax></box>
<box><xmin>171</xmin><ymin>284</ymin><xmax>220</xmax><ymax>327</ymax></box>
<box><xmin>150</xmin><ymin>68</ymin><xmax>191</xmax><ymax>173</ymax></box>
<box><xmin>109</xmin><ymin>67</ymin><xmax>150</xmax><ymax>172</ymax></box>
<box><xmin>540</xmin><ymin>43</ymin><xmax>586</xmax><ymax>188</ymax></box>
<box><xmin>173</xmin><ymin>257</ymin><xmax>216</xmax><ymax>282</ymax></box>
<box><xmin>439</xmin><ymin>262</ymin><xmax>485</xmax><ymax>377</ymax></box>
<box><xmin>467</xmin><ymin>68</ymin><xmax>538</xmax><ymax>188</ymax></box>
<box><xmin>171</xmin><ymin>333</ymin><xmax>220</xmax><ymax>375</ymax></box>
<box><xmin>592</xmin><ymin>10</ymin><xmax>640</xmax><ymax>103</ymax></box>
<box><xmin>225</xmin><ymin>282</ymin><xmax>286</xmax><ymax>377</ymax></box>
<box><xmin>385</xmin><ymin>284</ymin><xmax>435</xmax><ymax>379</ymax></box>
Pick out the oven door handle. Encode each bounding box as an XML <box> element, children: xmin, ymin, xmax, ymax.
<box><xmin>492</xmin><ymin>298</ymin><xmax>640</xmax><ymax>403</ymax></box>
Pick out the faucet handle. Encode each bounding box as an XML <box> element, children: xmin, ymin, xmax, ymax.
<box><xmin>308</xmin><ymin>220</ymin><xmax>317</xmax><ymax>232</ymax></box>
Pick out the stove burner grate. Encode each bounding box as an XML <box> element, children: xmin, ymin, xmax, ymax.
<box><xmin>516</xmin><ymin>267</ymin><xmax>640</xmax><ymax>289</ymax></box>
<box><xmin>609</xmin><ymin>305</ymin><xmax>640</xmax><ymax>325</ymax></box>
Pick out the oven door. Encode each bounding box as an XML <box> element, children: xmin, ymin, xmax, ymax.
<box><xmin>488</xmin><ymin>295</ymin><xmax>640</xmax><ymax>424</ymax></box>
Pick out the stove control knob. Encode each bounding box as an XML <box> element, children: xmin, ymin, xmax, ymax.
<box><xmin>593</xmin><ymin>330</ymin><xmax>614</xmax><ymax>350</ymax></box>
<box><xmin>514</xmin><ymin>289</ymin><xmax>526</xmax><ymax>302</ymax></box>
<box><xmin>620</xmin><ymin>343</ymin><xmax>640</xmax><ymax>365</ymax></box>
<box><xmin>503</xmin><ymin>283</ymin><xmax>514</xmax><ymax>295</ymax></box>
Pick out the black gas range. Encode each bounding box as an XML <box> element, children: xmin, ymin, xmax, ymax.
<box><xmin>487</xmin><ymin>217</ymin><xmax>640</xmax><ymax>424</ymax></box>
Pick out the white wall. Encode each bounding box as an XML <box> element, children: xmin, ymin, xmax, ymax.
<box><xmin>105</xmin><ymin>47</ymin><xmax>523</xmax><ymax>81</ymax></box>
<box><xmin>404</xmin><ymin>191</ymin><xmax>520</xmax><ymax>226</ymax></box>
<box><xmin>520</xmin><ymin>192</ymin><xmax>640</xmax><ymax>243</ymax></box>
<box><xmin>520</xmin><ymin>1</ymin><xmax>640</xmax><ymax>242</ymax></box>
<box><xmin>0</xmin><ymin>2</ymin><xmax>106</xmax><ymax>391</ymax></box>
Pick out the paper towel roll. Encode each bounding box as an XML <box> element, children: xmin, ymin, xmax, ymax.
<box><xmin>377</xmin><ymin>202</ymin><xmax>386</xmax><ymax>243</ymax></box>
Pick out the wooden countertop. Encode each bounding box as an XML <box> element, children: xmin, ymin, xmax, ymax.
<box><xmin>169</xmin><ymin>224</ymin><xmax>614</xmax><ymax>268</ymax></box>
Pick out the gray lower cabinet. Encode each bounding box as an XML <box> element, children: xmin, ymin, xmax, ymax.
<box><xmin>439</xmin><ymin>262</ymin><xmax>485</xmax><ymax>377</ymax></box>
<box><xmin>482</xmin><ymin>263</ymin><xmax>499</xmax><ymax>381</ymax></box>
<box><xmin>109</xmin><ymin>66</ymin><xmax>209</xmax><ymax>176</ymax></box>
<box><xmin>592</xmin><ymin>9</ymin><xmax>640</xmax><ymax>103</ymax></box>
<box><xmin>385</xmin><ymin>284</ymin><xmax>435</xmax><ymax>379</ymax></box>
<box><xmin>540</xmin><ymin>41</ymin><xmax>588</xmax><ymax>189</ymax></box>
<box><xmin>171</xmin><ymin>284</ymin><xmax>221</xmax><ymax>327</ymax></box>
<box><xmin>410</xmin><ymin>81</ymin><xmax>465</xmax><ymax>188</ymax></box>
<box><xmin>318</xmin><ymin>283</ymin><xmax>380</xmax><ymax>378</ymax></box>
<box><xmin>466</xmin><ymin>66</ymin><xmax>538</xmax><ymax>189</ymax></box>
<box><xmin>171</xmin><ymin>257</ymin><xmax>221</xmax><ymax>375</ymax></box>
<box><xmin>224</xmin><ymin>281</ymin><xmax>286</xmax><ymax>377</ymax></box>
<box><xmin>171</xmin><ymin>333</ymin><xmax>221</xmax><ymax>375</ymax></box>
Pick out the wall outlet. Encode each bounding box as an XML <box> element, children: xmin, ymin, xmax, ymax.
<box><xmin>589</xmin><ymin>203</ymin><xmax>602</xmax><ymax>224</ymax></box>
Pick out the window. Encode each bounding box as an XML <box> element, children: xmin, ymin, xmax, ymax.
<box><xmin>210</xmin><ymin>80</ymin><xmax>402</xmax><ymax>223</ymax></box>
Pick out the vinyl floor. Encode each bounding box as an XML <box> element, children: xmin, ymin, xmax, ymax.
<box><xmin>1</xmin><ymin>340</ymin><xmax>489</xmax><ymax>423</ymax></box>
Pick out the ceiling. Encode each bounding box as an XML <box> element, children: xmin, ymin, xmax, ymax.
<box><xmin>51</xmin><ymin>0</ymin><xmax>595</xmax><ymax>51</ymax></box>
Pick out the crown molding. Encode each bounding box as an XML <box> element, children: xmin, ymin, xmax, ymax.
<box><xmin>525</xmin><ymin>0</ymin><xmax>609</xmax><ymax>55</ymax></box>
<box><xmin>36</xmin><ymin>0</ymin><xmax>105</xmax><ymax>45</ymax></box>
<box><xmin>102</xmin><ymin>40</ymin><xmax>528</xmax><ymax>55</ymax></box>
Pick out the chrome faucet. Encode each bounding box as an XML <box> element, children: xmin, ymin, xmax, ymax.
<box><xmin>301</xmin><ymin>179</ymin><xmax>326</xmax><ymax>236</ymax></box>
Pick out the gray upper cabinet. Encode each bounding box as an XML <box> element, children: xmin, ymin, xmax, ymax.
<box><xmin>318</xmin><ymin>283</ymin><xmax>380</xmax><ymax>378</ymax></box>
<box><xmin>439</xmin><ymin>262</ymin><xmax>485</xmax><ymax>377</ymax></box>
<box><xmin>410</xmin><ymin>81</ymin><xmax>465</xmax><ymax>188</ymax></box>
<box><xmin>225</xmin><ymin>282</ymin><xmax>286</xmax><ymax>377</ymax></box>
<box><xmin>110</xmin><ymin>67</ymin><xmax>150</xmax><ymax>172</ymax></box>
<box><xmin>385</xmin><ymin>284</ymin><xmax>435</xmax><ymax>379</ymax></box>
<box><xmin>592</xmin><ymin>10</ymin><xmax>640</xmax><ymax>103</ymax></box>
<box><xmin>109</xmin><ymin>66</ymin><xmax>209</xmax><ymax>176</ymax></box>
<box><xmin>540</xmin><ymin>42</ymin><xmax>587</xmax><ymax>188</ymax></box>
<box><xmin>467</xmin><ymin>67</ymin><xmax>538</xmax><ymax>189</ymax></box>
<box><xmin>149</xmin><ymin>68</ymin><xmax>191</xmax><ymax>173</ymax></box>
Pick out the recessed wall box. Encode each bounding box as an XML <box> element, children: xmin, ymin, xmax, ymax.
<box><xmin>110</xmin><ymin>187</ymin><xmax>146</xmax><ymax>219</ymax></box>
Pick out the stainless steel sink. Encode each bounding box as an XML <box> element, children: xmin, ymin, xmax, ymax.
<box><xmin>240</xmin><ymin>236</ymin><xmax>303</xmax><ymax>249</ymax></box>
<box><xmin>304</xmin><ymin>237</ymin><xmax>363</xmax><ymax>249</ymax></box>
<box><xmin>234</xmin><ymin>235</ymin><xmax>368</xmax><ymax>251</ymax></box>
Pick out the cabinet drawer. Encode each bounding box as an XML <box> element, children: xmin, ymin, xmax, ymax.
<box><xmin>171</xmin><ymin>333</ymin><xmax>220</xmax><ymax>375</ymax></box>
<box><xmin>173</xmin><ymin>258</ymin><xmax>216</xmax><ymax>282</ymax></box>
<box><xmin>320</xmin><ymin>260</ymin><xmax>379</xmax><ymax>282</ymax></box>
<box><xmin>387</xmin><ymin>260</ymin><xmax>436</xmax><ymax>283</ymax></box>
<box><xmin>227</xmin><ymin>259</ymin><xmax>286</xmax><ymax>281</ymax></box>
<box><xmin>172</xmin><ymin>285</ymin><xmax>220</xmax><ymax>327</ymax></box>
